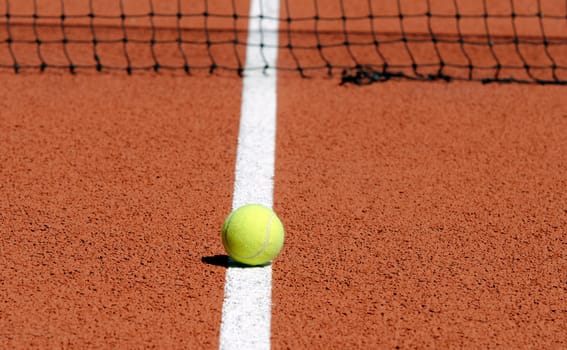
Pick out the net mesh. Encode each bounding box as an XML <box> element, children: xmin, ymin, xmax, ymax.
<box><xmin>1</xmin><ymin>0</ymin><xmax>566</xmax><ymax>84</ymax></box>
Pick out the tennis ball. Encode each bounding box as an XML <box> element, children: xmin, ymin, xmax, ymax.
<box><xmin>221</xmin><ymin>204</ymin><xmax>285</xmax><ymax>266</ymax></box>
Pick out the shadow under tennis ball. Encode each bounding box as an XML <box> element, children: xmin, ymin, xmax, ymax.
<box><xmin>201</xmin><ymin>255</ymin><xmax>271</xmax><ymax>268</ymax></box>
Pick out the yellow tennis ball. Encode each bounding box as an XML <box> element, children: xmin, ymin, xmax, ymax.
<box><xmin>221</xmin><ymin>204</ymin><xmax>285</xmax><ymax>266</ymax></box>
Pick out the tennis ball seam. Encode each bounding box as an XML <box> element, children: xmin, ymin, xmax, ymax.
<box><xmin>224</xmin><ymin>211</ymin><xmax>276</xmax><ymax>261</ymax></box>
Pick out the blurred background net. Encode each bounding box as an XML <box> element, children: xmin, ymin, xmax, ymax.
<box><xmin>1</xmin><ymin>0</ymin><xmax>566</xmax><ymax>83</ymax></box>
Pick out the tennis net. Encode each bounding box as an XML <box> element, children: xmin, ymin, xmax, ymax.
<box><xmin>1</xmin><ymin>0</ymin><xmax>566</xmax><ymax>84</ymax></box>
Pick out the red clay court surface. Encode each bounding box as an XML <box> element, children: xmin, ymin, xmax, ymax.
<box><xmin>1</xmin><ymin>1</ymin><xmax>567</xmax><ymax>349</ymax></box>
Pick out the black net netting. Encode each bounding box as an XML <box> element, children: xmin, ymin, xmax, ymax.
<box><xmin>1</xmin><ymin>0</ymin><xmax>566</xmax><ymax>84</ymax></box>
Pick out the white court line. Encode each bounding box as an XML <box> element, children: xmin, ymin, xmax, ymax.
<box><xmin>218</xmin><ymin>1</ymin><xmax>280</xmax><ymax>350</ymax></box>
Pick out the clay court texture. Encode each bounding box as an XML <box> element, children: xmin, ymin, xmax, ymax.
<box><xmin>1</xmin><ymin>0</ymin><xmax>566</xmax><ymax>349</ymax></box>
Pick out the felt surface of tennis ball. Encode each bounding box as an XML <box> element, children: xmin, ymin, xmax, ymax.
<box><xmin>222</xmin><ymin>204</ymin><xmax>285</xmax><ymax>266</ymax></box>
